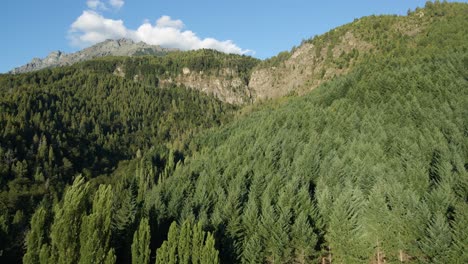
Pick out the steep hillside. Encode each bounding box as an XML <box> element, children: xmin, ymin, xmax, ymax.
<box><xmin>1</xmin><ymin>2</ymin><xmax>467</xmax><ymax>264</ymax></box>
<box><xmin>146</xmin><ymin>2</ymin><xmax>468</xmax><ymax>263</ymax></box>
<box><xmin>0</xmin><ymin>54</ymin><xmax>240</xmax><ymax>262</ymax></box>
<box><xmin>166</xmin><ymin>54</ymin><xmax>467</xmax><ymax>262</ymax></box>
<box><xmin>249</xmin><ymin>1</ymin><xmax>466</xmax><ymax>101</ymax></box>
<box><xmin>9</xmin><ymin>38</ymin><xmax>175</xmax><ymax>74</ymax></box>
<box><xmin>71</xmin><ymin>50</ymin><xmax>259</xmax><ymax>104</ymax></box>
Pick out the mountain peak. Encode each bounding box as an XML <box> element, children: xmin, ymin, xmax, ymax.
<box><xmin>9</xmin><ymin>39</ymin><xmax>175</xmax><ymax>74</ymax></box>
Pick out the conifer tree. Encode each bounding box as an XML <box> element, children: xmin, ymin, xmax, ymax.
<box><xmin>326</xmin><ymin>187</ymin><xmax>366</xmax><ymax>264</ymax></box>
<box><xmin>364</xmin><ymin>183</ymin><xmax>392</xmax><ymax>263</ymax></box>
<box><xmin>132</xmin><ymin>217</ymin><xmax>151</xmax><ymax>264</ymax></box>
<box><xmin>291</xmin><ymin>212</ymin><xmax>317</xmax><ymax>264</ymax></box>
<box><xmin>111</xmin><ymin>180</ymin><xmax>137</xmax><ymax>258</ymax></box>
<box><xmin>241</xmin><ymin>198</ymin><xmax>259</xmax><ymax>239</ymax></box>
<box><xmin>79</xmin><ymin>184</ymin><xmax>115</xmax><ymax>264</ymax></box>
<box><xmin>155</xmin><ymin>241</ymin><xmax>169</xmax><ymax>264</ymax></box>
<box><xmin>449</xmin><ymin>202</ymin><xmax>468</xmax><ymax>263</ymax></box>
<box><xmin>23</xmin><ymin>205</ymin><xmax>50</xmax><ymax>264</ymax></box>
<box><xmin>49</xmin><ymin>176</ymin><xmax>90</xmax><ymax>264</ymax></box>
<box><xmin>419</xmin><ymin>212</ymin><xmax>452</xmax><ymax>263</ymax></box>
<box><xmin>241</xmin><ymin>233</ymin><xmax>263</xmax><ymax>264</ymax></box>
<box><xmin>177</xmin><ymin>219</ymin><xmax>192</xmax><ymax>264</ymax></box>
<box><xmin>167</xmin><ymin>221</ymin><xmax>179</xmax><ymax>264</ymax></box>
<box><xmin>155</xmin><ymin>220</ymin><xmax>220</xmax><ymax>264</ymax></box>
<box><xmin>191</xmin><ymin>222</ymin><xmax>204</xmax><ymax>264</ymax></box>
<box><xmin>137</xmin><ymin>157</ymin><xmax>155</xmax><ymax>203</ymax></box>
<box><xmin>201</xmin><ymin>233</ymin><xmax>219</xmax><ymax>264</ymax></box>
<box><xmin>104</xmin><ymin>249</ymin><xmax>117</xmax><ymax>264</ymax></box>
<box><xmin>37</xmin><ymin>244</ymin><xmax>50</xmax><ymax>264</ymax></box>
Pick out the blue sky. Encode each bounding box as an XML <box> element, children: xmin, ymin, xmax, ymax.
<box><xmin>1</xmin><ymin>0</ymin><xmax>464</xmax><ymax>73</ymax></box>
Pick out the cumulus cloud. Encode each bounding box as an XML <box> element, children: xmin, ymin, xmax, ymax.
<box><xmin>69</xmin><ymin>11</ymin><xmax>252</xmax><ymax>55</ymax></box>
<box><xmin>69</xmin><ymin>11</ymin><xmax>127</xmax><ymax>46</ymax></box>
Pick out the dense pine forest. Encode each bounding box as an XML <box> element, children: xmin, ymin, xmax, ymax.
<box><xmin>0</xmin><ymin>50</ymin><xmax>256</xmax><ymax>262</ymax></box>
<box><xmin>0</xmin><ymin>1</ymin><xmax>467</xmax><ymax>263</ymax></box>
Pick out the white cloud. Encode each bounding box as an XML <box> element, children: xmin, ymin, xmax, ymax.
<box><xmin>109</xmin><ymin>0</ymin><xmax>124</xmax><ymax>9</ymax></box>
<box><xmin>86</xmin><ymin>0</ymin><xmax>124</xmax><ymax>11</ymax></box>
<box><xmin>69</xmin><ymin>11</ymin><xmax>127</xmax><ymax>46</ymax></box>
<box><xmin>69</xmin><ymin>11</ymin><xmax>252</xmax><ymax>55</ymax></box>
<box><xmin>156</xmin><ymin>16</ymin><xmax>184</xmax><ymax>29</ymax></box>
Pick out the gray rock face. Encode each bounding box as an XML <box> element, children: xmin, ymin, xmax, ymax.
<box><xmin>9</xmin><ymin>39</ymin><xmax>176</xmax><ymax>74</ymax></box>
<box><xmin>248</xmin><ymin>32</ymin><xmax>373</xmax><ymax>101</ymax></box>
<box><xmin>159</xmin><ymin>67</ymin><xmax>252</xmax><ymax>105</ymax></box>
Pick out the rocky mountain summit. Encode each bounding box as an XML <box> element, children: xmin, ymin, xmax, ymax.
<box><xmin>9</xmin><ymin>39</ymin><xmax>175</xmax><ymax>74</ymax></box>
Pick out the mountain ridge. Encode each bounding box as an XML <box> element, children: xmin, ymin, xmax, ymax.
<box><xmin>9</xmin><ymin>2</ymin><xmax>465</xmax><ymax>105</ymax></box>
<box><xmin>0</xmin><ymin>2</ymin><xmax>467</xmax><ymax>263</ymax></box>
<box><xmin>9</xmin><ymin>38</ymin><xmax>176</xmax><ymax>74</ymax></box>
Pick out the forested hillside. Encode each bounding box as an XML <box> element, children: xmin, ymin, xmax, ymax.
<box><xmin>161</xmin><ymin>51</ymin><xmax>467</xmax><ymax>263</ymax></box>
<box><xmin>0</xmin><ymin>51</ymin><xmax>250</xmax><ymax>262</ymax></box>
<box><xmin>148</xmin><ymin>3</ymin><xmax>467</xmax><ymax>262</ymax></box>
<box><xmin>1</xmin><ymin>1</ymin><xmax>467</xmax><ymax>264</ymax></box>
<box><xmin>248</xmin><ymin>1</ymin><xmax>468</xmax><ymax>101</ymax></box>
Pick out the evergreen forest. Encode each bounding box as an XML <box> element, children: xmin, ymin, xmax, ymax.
<box><xmin>0</xmin><ymin>2</ymin><xmax>467</xmax><ymax>263</ymax></box>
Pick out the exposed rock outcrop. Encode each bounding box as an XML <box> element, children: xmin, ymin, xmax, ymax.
<box><xmin>160</xmin><ymin>67</ymin><xmax>251</xmax><ymax>105</ymax></box>
<box><xmin>248</xmin><ymin>32</ymin><xmax>373</xmax><ymax>101</ymax></box>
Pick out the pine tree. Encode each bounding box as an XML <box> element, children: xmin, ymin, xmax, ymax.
<box><xmin>449</xmin><ymin>202</ymin><xmax>468</xmax><ymax>263</ymax></box>
<box><xmin>155</xmin><ymin>220</ymin><xmax>220</xmax><ymax>264</ymax></box>
<box><xmin>201</xmin><ymin>233</ymin><xmax>219</xmax><ymax>264</ymax></box>
<box><xmin>241</xmin><ymin>233</ymin><xmax>263</xmax><ymax>264</ymax></box>
<box><xmin>291</xmin><ymin>212</ymin><xmax>317</xmax><ymax>264</ymax></box>
<box><xmin>326</xmin><ymin>186</ymin><xmax>367</xmax><ymax>264</ymax></box>
<box><xmin>191</xmin><ymin>222</ymin><xmax>204</xmax><ymax>264</ymax></box>
<box><xmin>364</xmin><ymin>183</ymin><xmax>392</xmax><ymax>263</ymax></box>
<box><xmin>104</xmin><ymin>249</ymin><xmax>117</xmax><ymax>264</ymax></box>
<box><xmin>132</xmin><ymin>217</ymin><xmax>151</xmax><ymax>264</ymax></box>
<box><xmin>167</xmin><ymin>221</ymin><xmax>179</xmax><ymax>264</ymax></box>
<box><xmin>38</xmin><ymin>244</ymin><xmax>50</xmax><ymax>264</ymax></box>
<box><xmin>49</xmin><ymin>176</ymin><xmax>90</xmax><ymax>264</ymax></box>
<box><xmin>79</xmin><ymin>184</ymin><xmax>115</xmax><ymax>264</ymax></box>
<box><xmin>155</xmin><ymin>221</ymin><xmax>179</xmax><ymax>264</ymax></box>
<box><xmin>156</xmin><ymin>241</ymin><xmax>169</xmax><ymax>264</ymax></box>
<box><xmin>241</xmin><ymin>198</ymin><xmax>259</xmax><ymax>239</ymax></box>
<box><xmin>137</xmin><ymin>157</ymin><xmax>155</xmax><ymax>203</ymax></box>
<box><xmin>23</xmin><ymin>205</ymin><xmax>50</xmax><ymax>264</ymax></box>
<box><xmin>419</xmin><ymin>212</ymin><xmax>452</xmax><ymax>263</ymax></box>
<box><xmin>177</xmin><ymin>219</ymin><xmax>192</xmax><ymax>264</ymax></box>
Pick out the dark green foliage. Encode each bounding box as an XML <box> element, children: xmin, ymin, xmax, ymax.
<box><xmin>0</xmin><ymin>50</ymin><xmax>239</xmax><ymax>261</ymax></box>
<box><xmin>155</xmin><ymin>220</ymin><xmax>219</xmax><ymax>264</ymax></box>
<box><xmin>79</xmin><ymin>184</ymin><xmax>114</xmax><ymax>264</ymax></box>
<box><xmin>449</xmin><ymin>202</ymin><xmax>468</xmax><ymax>263</ymax></box>
<box><xmin>2</xmin><ymin>2</ymin><xmax>468</xmax><ymax>263</ymax></box>
<box><xmin>49</xmin><ymin>176</ymin><xmax>89</xmax><ymax>264</ymax></box>
<box><xmin>23</xmin><ymin>203</ymin><xmax>51</xmax><ymax>264</ymax></box>
<box><xmin>146</xmin><ymin>2</ymin><xmax>467</xmax><ymax>262</ymax></box>
<box><xmin>132</xmin><ymin>218</ymin><xmax>151</xmax><ymax>264</ymax></box>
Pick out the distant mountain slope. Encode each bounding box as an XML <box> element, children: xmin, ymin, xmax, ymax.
<box><xmin>9</xmin><ymin>38</ymin><xmax>175</xmax><ymax>74</ymax></box>
<box><xmin>248</xmin><ymin>1</ymin><xmax>468</xmax><ymax>101</ymax></box>
<box><xmin>7</xmin><ymin>49</ymin><xmax>259</xmax><ymax>104</ymax></box>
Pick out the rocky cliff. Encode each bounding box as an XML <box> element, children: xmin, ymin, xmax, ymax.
<box><xmin>249</xmin><ymin>31</ymin><xmax>372</xmax><ymax>101</ymax></box>
<box><xmin>159</xmin><ymin>67</ymin><xmax>252</xmax><ymax>105</ymax></box>
<box><xmin>247</xmin><ymin>9</ymin><xmax>431</xmax><ymax>102</ymax></box>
